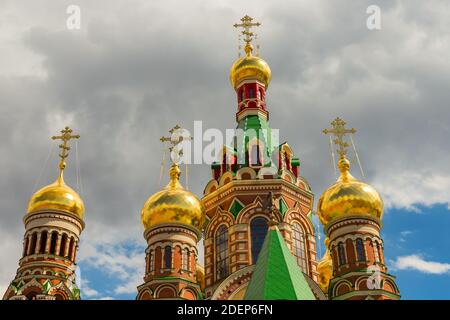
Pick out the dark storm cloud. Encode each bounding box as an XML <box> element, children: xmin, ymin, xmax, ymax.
<box><xmin>1</xmin><ymin>0</ymin><xmax>450</xmax><ymax>294</ymax></box>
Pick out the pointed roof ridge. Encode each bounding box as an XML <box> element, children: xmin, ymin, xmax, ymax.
<box><xmin>244</xmin><ymin>226</ymin><xmax>316</xmax><ymax>300</ymax></box>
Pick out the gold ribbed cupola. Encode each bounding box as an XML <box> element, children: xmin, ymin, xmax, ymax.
<box><xmin>317</xmin><ymin>237</ymin><xmax>333</xmax><ymax>293</ymax></box>
<box><xmin>230</xmin><ymin>15</ymin><xmax>271</xmax><ymax>89</ymax></box>
<box><xmin>27</xmin><ymin>126</ymin><xmax>85</xmax><ymax>219</ymax></box>
<box><xmin>141</xmin><ymin>126</ymin><xmax>205</xmax><ymax>232</ymax></box>
<box><xmin>317</xmin><ymin>118</ymin><xmax>383</xmax><ymax>226</ymax></box>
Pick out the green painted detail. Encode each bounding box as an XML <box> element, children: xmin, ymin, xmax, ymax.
<box><xmin>278</xmin><ymin>198</ymin><xmax>289</xmax><ymax>216</ymax></box>
<box><xmin>291</xmin><ymin>158</ymin><xmax>300</xmax><ymax>166</ymax></box>
<box><xmin>72</xmin><ymin>287</ymin><xmax>81</xmax><ymax>300</ymax></box>
<box><xmin>244</xmin><ymin>227</ymin><xmax>316</xmax><ymax>300</ymax></box>
<box><xmin>229</xmin><ymin>199</ymin><xmax>244</xmax><ymax>218</ymax></box>
<box><xmin>212</xmin><ymin>162</ymin><xmax>221</xmax><ymax>169</ymax></box>
<box><xmin>17</xmin><ymin>280</ymin><xmax>25</xmax><ymax>289</ymax></box>
<box><xmin>236</xmin><ymin>115</ymin><xmax>276</xmax><ymax>167</ymax></box>
<box><xmin>10</xmin><ymin>282</ymin><xmax>19</xmax><ymax>294</ymax></box>
<box><xmin>42</xmin><ymin>279</ymin><xmax>52</xmax><ymax>294</ymax></box>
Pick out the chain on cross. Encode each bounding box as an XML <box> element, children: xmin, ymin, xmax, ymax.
<box><xmin>160</xmin><ymin>125</ymin><xmax>192</xmax><ymax>165</ymax></box>
<box><xmin>51</xmin><ymin>126</ymin><xmax>80</xmax><ymax>172</ymax></box>
<box><xmin>323</xmin><ymin>117</ymin><xmax>356</xmax><ymax>159</ymax></box>
<box><xmin>233</xmin><ymin>15</ymin><xmax>261</xmax><ymax>46</ymax></box>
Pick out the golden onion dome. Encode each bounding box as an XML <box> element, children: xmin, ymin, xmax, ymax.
<box><xmin>141</xmin><ymin>164</ymin><xmax>205</xmax><ymax>232</ymax></box>
<box><xmin>196</xmin><ymin>263</ymin><xmax>205</xmax><ymax>291</ymax></box>
<box><xmin>230</xmin><ymin>44</ymin><xmax>271</xmax><ymax>89</ymax></box>
<box><xmin>27</xmin><ymin>174</ymin><xmax>85</xmax><ymax>219</ymax></box>
<box><xmin>318</xmin><ymin>157</ymin><xmax>383</xmax><ymax>226</ymax></box>
<box><xmin>317</xmin><ymin>238</ymin><xmax>333</xmax><ymax>293</ymax></box>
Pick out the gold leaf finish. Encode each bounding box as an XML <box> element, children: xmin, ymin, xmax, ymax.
<box><xmin>141</xmin><ymin>164</ymin><xmax>205</xmax><ymax>231</ymax></box>
<box><xmin>27</xmin><ymin>175</ymin><xmax>85</xmax><ymax>219</ymax></box>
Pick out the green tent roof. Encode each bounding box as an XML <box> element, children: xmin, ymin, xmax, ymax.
<box><xmin>244</xmin><ymin>226</ymin><xmax>316</xmax><ymax>300</ymax></box>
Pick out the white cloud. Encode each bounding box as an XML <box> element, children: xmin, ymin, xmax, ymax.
<box><xmin>78</xmin><ymin>229</ymin><xmax>145</xmax><ymax>297</ymax></box>
<box><xmin>374</xmin><ymin>171</ymin><xmax>450</xmax><ymax>211</ymax></box>
<box><xmin>391</xmin><ymin>255</ymin><xmax>450</xmax><ymax>274</ymax></box>
<box><xmin>2</xmin><ymin>0</ymin><xmax>450</xmax><ymax>300</ymax></box>
<box><xmin>114</xmin><ymin>272</ymin><xmax>142</xmax><ymax>295</ymax></box>
<box><xmin>80</xmin><ymin>278</ymin><xmax>99</xmax><ymax>298</ymax></box>
<box><xmin>400</xmin><ymin>231</ymin><xmax>413</xmax><ymax>237</ymax></box>
<box><xmin>82</xmin><ymin>286</ymin><xmax>99</xmax><ymax>298</ymax></box>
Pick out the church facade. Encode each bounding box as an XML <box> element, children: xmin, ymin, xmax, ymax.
<box><xmin>2</xmin><ymin>16</ymin><xmax>400</xmax><ymax>301</ymax></box>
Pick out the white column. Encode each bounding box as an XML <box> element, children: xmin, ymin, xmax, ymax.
<box><xmin>45</xmin><ymin>233</ymin><xmax>51</xmax><ymax>254</ymax></box>
<box><xmin>55</xmin><ymin>233</ymin><xmax>62</xmax><ymax>256</ymax></box>
<box><xmin>34</xmin><ymin>233</ymin><xmax>42</xmax><ymax>255</ymax></box>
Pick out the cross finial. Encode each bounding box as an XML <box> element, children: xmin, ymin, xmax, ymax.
<box><xmin>160</xmin><ymin>125</ymin><xmax>192</xmax><ymax>165</ymax></box>
<box><xmin>323</xmin><ymin>117</ymin><xmax>356</xmax><ymax>159</ymax></box>
<box><xmin>51</xmin><ymin>126</ymin><xmax>80</xmax><ymax>179</ymax></box>
<box><xmin>234</xmin><ymin>15</ymin><xmax>261</xmax><ymax>51</ymax></box>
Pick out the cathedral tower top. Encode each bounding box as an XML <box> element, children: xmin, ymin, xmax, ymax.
<box><xmin>27</xmin><ymin>126</ymin><xmax>84</xmax><ymax>219</ymax></box>
<box><xmin>230</xmin><ymin>15</ymin><xmax>271</xmax><ymax>89</ymax></box>
<box><xmin>318</xmin><ymin>118</ymin><xmax>383</xmax><ymax>226</ymax></box>
<box><xmin>141</xmin><ymin>126</ymin><xmax>205</xmax><ymax>234</ymax></box>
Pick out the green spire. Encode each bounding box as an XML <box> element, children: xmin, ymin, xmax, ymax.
<box><xmin>244</xmin><ymin>226</ymin><xmax>316</xmax><ymax>300</ymax></box>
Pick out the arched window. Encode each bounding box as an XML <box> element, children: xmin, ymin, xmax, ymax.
<box><xmin>215</xmin><ymin>225</ymin><xmax>229</xmax><ymax>280</ymax></box>
<box><xmin>338</xmin><ymin>242</ymin><xmax>347</xmax><ymax>266</ymax></box>
<box><xmin>249</xmin><ymin>88</ymin><xmax>254</xmax><ymax>99</ymax></box>
<box><xmin>292</xmin><ymin>223</ymin><xmax>308</xmax><ymax>273</ymax></box>
<box><xmin>250</xmin><ymin>144</ymin><xmax>262</xmax><ymax>166</ymax></box>
<box><xmin>164</xmin><ymin>246</ymin><xmax>172</xmax><ymax>269</ymax></box>
<box><xmin>182</xmin><ymin>248</ymin><xmax>190</xmax><ymax>271</ymax></box>
<box><xmin>356</xmin><ymin>239</ymin><xmax>365</xmax><ymax>261</ymax></box>
<box><xmin>251</xmin><ymin>217</ymin><xmax>268</xmax><ymax>263</ymax></box>
<box><xmin>59</xmin><ymin>234</ymin><xmax>68</xmax><ymax>257</ymax></box>
<box><xmin>30</xmin><ymin>233</ymin><xmax>37</xmax><ymax>255</ymax></box>
<box><xmin>240</xmin><ymin>89</ymin><xmax>244</xmax><ymax>102</ymax></box>
<box><xmin>259</xmin><ymin>88</ymin><xmax>264</xmax><ymax>100</ymax></box>
<box><xmin>39</xmin><ymin>231</ymin><xmax>48</xmax><ymax>254</ymax></box>
<box><xmin>148</xmin><ymin>250</ymin><xmax>154</xmax><ymax>272</ymax></box>
<box><xmin>49</xmin><ymin>232</ymin><xmax>58</xmax><ymax>255</ymax></box>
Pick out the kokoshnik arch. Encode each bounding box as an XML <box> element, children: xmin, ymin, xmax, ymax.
<box><xmin>3</xmin><ymin>15</ymin><xmax>400</xmax><ymax>301</ymax></box>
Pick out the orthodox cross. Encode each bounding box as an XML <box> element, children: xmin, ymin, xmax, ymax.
<box><xmin>323</xmin><ymin>117</ymin><xmax>356</xmax><ymax>159</ymax></box>
<box><xmin>160</xmin><ymin>125</ymin><xmax>192</xmax><ymax>165</ymax></box>
<box><xmin>233</xmin><ymin>15</ymin><xmax>261</xmax><ymax>45</ymax></box>
<box><xmin>52</xmin><ymin>126</ymin><xmax>80</xmax><ymax>173</ymax></box>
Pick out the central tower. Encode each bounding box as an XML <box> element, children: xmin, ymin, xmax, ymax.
<box><xmin>202</xmin><ymin>16</ymin><xmax>320</xmax><ymax>300</ymax></box>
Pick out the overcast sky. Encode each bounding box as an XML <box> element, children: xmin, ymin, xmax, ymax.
<box><xmin>1</xmin><ymin>0</ymin><xmax>450</xmax><ymax>299</ymax></box>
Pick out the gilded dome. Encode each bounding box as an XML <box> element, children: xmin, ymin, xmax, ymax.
<box><xmin>317</xmin><ymin>157</ymin><xmax>383</xmax><ymax>226</ymax></box>
<box><xmin>230</xmin><ymin>44</ymin><xmax>271</xmax><ymax>89</ymax></box>
<box><xmin>141</xmin><ymin>164</ymin><xmax>205</xmax><ymax>231</ymax></box>
<box><xmin>317</xmin><ymin>238</ymin><xmax>333</xmax><ymax>293</ymax></box>
<box><xmin>27</xmin><ymin>174</ymin><xmax>85</xmax><ymax>219</ymax></box>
